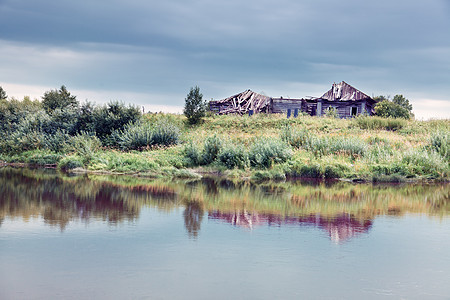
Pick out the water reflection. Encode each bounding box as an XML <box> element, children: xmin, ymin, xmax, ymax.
<box><xmin>209</xmin><ymin>211</ymin><xmax>372</xmax><ymax>242</ymax></box>
<box><xmin>0</xmin><ymin>167</ymin><xmax>448</xmax><ymax>242</ymax></box>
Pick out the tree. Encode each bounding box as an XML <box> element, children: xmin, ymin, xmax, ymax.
<box><xmin>184</xmin><ymin>86</ymin><xmax>206</xmax><ymax>125</ymax></box>
<box><xmin>0</xmin><ymin>86</ymin><xmax>7</xmax><ymax>100</ymax></box>
<box><xmin>42</xmin><ymin>85</ymin><xmax>78</xmax><ymax>113</ymax></box>
<box><xmin>392</xmin><ymin>95</ymin><xmax>413</xmax><ymax>112</ymax></box>
<box><xmin>374</xmin><ymin>99</ymin><xmax>410</xmax><ymax>119</ymax></box>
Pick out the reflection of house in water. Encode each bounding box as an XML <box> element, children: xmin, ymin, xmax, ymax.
<box><xmin>208</xmin><ymin>210</ymin><xmax>372</xmax><ymax>243</ymax></box>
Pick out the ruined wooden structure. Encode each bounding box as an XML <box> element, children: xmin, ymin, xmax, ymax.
<box><xmin>315</xmin><ymin>81</ymin><xmax>377</xmax><ymax>118</ymax></box>
<box><xmin>209</xmin><ymin>90</ymin><xmax>271</xmax><ymax>115</ymax></box>
<box><xmin>209</xmin><ymin>81</ymin><xmax>376</xmax><ymax>118</ymax></box>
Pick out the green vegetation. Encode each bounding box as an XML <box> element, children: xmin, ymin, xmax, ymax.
<box><xmin>374</xmin><ymin>95</ymin><xmax>413</xmax><ymax>119</ymax></box>
<box><xmin>0</xmin><ymin>86</ymin><xmax>449</xmax><ymax>182</ymax></box>
<box><xmin>184</xmin><ymin>86</ymin><xmax>206</xmax><ymax>125</ymax></box>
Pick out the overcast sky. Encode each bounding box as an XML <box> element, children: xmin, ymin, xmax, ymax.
<box><xmin>1</xmin><ymin>0</ymin><xmax>449</xmax><ymax>119</ymax></box>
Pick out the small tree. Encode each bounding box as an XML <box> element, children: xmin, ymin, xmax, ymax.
<box><xmin>392</xmin><ymin>95</ymin><xmax>413</xmax><ymax>112</ymax></box>
<box><xmin>184</xmin><ymin>86</ymin><xmax>206</xmax><ymax>125</ymax></box>
<box><xmin>374</xmin><ymin>94</ymin><xmax>413</xmax><ymax>119</ymax></box>
<box><xmin>42</xmin><ymin>85</ymin><xmax>78</xmax><ymax>113</ymax></box>
<box><xmin>0</xmin><ymin>86</ymin><xmax>7</xmax><ymax>100</ymax></box>
<box><xmin>374</xmin><ymin>99</ymin><xmax>410</xmax><ymax>119</ymax></box>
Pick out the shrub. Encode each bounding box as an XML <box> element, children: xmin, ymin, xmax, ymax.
<box><xmin>26</xmin><ymin>151</ymin><xmax>62</xmax><ymax>165</ymax></box>
<box><xmin>151</xmin><ymin>119</ymin><xmax>180</xmax><ymax>147</ymax></box>
<box><xmin>67</xmin><ymin>132</ymin><xmax>101</xmax><ymax>165</ymax></box>
<box><xmin>202</xmin><ymin>135</ymin><xmax>222</xmax><ymax>164</ymax></box>
<box><xmin>218</xmin><ymin>144</ymin><xmax>249</xmax><ymax>169</ymax></box>
<box><xmin>43</xmin><ymin>129</ymin><xmax>71</xmax><ymax>153</ymax></box>
<box><xmin>248</xmin><ymin>138</ymin><xmax>292</xmax><ymax>168</ymax></box>
<box><xmin>183</xmin><ymin>142</ymin><xmax>202</xmax><ymax>166</ymax></box>
<box><xmin>92</xmin><ymin>101</ymin><xmax>141</xmax><ymax>143</ymax></box>
<box><xmin>353</xmin><ymin>115</ymin><xmax>406</xmax><ymax>131</ymax></box>
<box><xmin>374</xmin><ymin>99</ymin><xmax>411</xmax><ymax>119</ymax></box>
<box><xmin>429</xmin><ymin>131</ymin><xmax>449</xmax><ymax>161</ymax></box>
<box><xmin>116</xmin><ymin>119</ymin><xmax>180</xmax><ymax>151</ymax></box>
<box><xmin>58</xmin><ymin>155</ymin><xmax>84</xmax><ymax>170</ymax></box>
<box><xmin>325</xmin><ymin>106</ymin><xmax>339</xmax><ymax>118</ymax></box>
<box><xmin>116</xmin><ymin>121</ymin><xmax>153</xmax><ymax>150</ymax></box>
<box><xmin>280</xmin><ymin>125</ymin><xmax>311</xmax><ymax>149</ymax></box>
<box><xmin>299</xmin><ymin>163</ymin><xmax>323</xmax><ymax>178</ymax></box>
<box><xmin>401</xmin><ymin>148</ymin><xmax>449</xmax><ymax>178</ymax></box>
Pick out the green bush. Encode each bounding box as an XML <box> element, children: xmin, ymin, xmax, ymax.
<box><xmin>280</xmin><ymin>125</ymin><xmax>310</xmax><ymax>149</ymax></box>
<box><xmin>248</xmin><ymin>138</ymin><xmax>292</xmax><ymax>168</ymax></box>
<box><xmin>26</xmin><ymin>151</ymin><xmax>62</xmax><ymax>165</ymax></box>
<box><xmin>67</xmin><ymin>132</ymin><xmax>101</xmax><ymax>165</ymax></box>
<box><xmin>183</xmin><ymin>142</ymin><xmax>202</xmax><ymax>166</ymax></box>
<box><xmin>401</xmin><ymin>148</ymin><xmax>449</xmax><ymax>178</ymax></box>
<box><xmin>218</xmin><ymin>144</ymin><xmax>248</xmax><ymax>169</ymax></box>
<box><xmin>353</xmin><ymin>115</ymin><xmax>406</xmax><ymax>131</ymax></box>
<box><xmin>58</xmin><ymin>155</ymin><xmax>84</xmax><ymax>170</ymax></box>
<box><xmin>325</xmin><ymin>106</ymin><xmax>339</xmax><ymax>118</ymax></box>
<box><xmin>429</xmin><ymin>131</ymin><xmax>449</xmax><ymax>161</ymax></box>
<box><xmin>115</xmin><ymin>118</ymin><xmax>180</xmax><ymax>151</ymax></box>
<box><xmin>202</xmin><ymin>135</ymin><xmax>222</xmax><ymax>165</ymax></box>
<box><xmin>151</xmin><ymin>119</ymin><xmax>180</xmax><ymax>147</ymax></box>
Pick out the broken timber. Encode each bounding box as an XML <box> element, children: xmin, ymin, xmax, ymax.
<box><xmin>209</xmin><ymin>90</ymin><xmax>272</xmax><ymax>115</ymax></box>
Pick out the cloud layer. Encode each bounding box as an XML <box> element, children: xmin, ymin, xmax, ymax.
<box><xmin>1</xmin><ymin>0</ymin><xmax>449</xmax><ymax>119</ymax></box>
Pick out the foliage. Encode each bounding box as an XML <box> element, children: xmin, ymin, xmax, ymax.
<box><xmin>58</xmin><ymin>155</ymin><xmax>84</xmax><ymax>170</ymax></box>
<box><xmin>392</xmin><ymin>95</ymin><xmax>413</xmax><ymax>112</ymax></box>
<box><xmin>183</xmin><ymin>142</ymin><xmax>202</xmax><ymax>166</ymax></box>
<box><xmin>115</xmin><ymin>118</ymin><xmax>180</xmax><ymax>151</ymax></box>
<box><xmin>202</xmin><ymin>135</ymin><xmax>223</xmax><ymax>165</ymax></box>
<box><xmin>352</xmin><ymin>115</ymin><xmax>406</xmax><ymax>131</ymax></box>
<box><xmin>0</xmin><ymin>86</ymin><xmax>7</xmax><ymax>100</ymax></box>
<box><xmin>218</xmin><ymin>144</ymin><xmax>249</xmax><ymax>169</ymax></box>
<box><xmin>42</xmin><ymin>85</ymin><xmax>78</xmax><ymax>113</ymax></box>
<box><xmin>325</xmin><ymin>106</ymin><xmax>339</xmax><ymax>118</ymax></box>
<box><xmin>374</xmin><ymin>99</ymin><xmax>411</xmax><ymax>119</ymax></box>
<box><xmin>67</xmin><ymin>132</ymin><xmax>101</xmax><ymax>165</ymax></box>
<box><xmin>91</xmin><ymin>101</ymin><xmax>142</xmax><ymax>144</ymax></box>
<box><xmin>184</xmin><ymin>86</ymin><xmax>206</xmax><ymax>125</ymax></box>
<box><xmin>429</xmin><ymin>131</ymin><xmax>449</xmax><ymax>161</ymax></box>
<box><xmin>248</xmin><ymin>138</ymin><xmax>292</xmax><ymax>168</ymax></box>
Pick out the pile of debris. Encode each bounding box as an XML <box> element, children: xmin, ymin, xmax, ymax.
<box><xmin>209</xmin><ymin>89</ymin><xmax>271</xmax><ymax>115</ymax></box>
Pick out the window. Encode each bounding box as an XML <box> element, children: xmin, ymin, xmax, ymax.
<box><xmin>351</xmin><ymin>106</ymin><xmax>358</xmax><ymax>116</ymax></box>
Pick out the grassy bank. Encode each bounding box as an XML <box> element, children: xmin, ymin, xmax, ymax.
<box><xmin>1</xmin><ymin>113</ymin><xmax>449</xmax><ymax>182</ymax></box>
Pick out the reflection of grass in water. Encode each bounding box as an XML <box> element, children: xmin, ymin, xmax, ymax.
<box><xmin>1</xmin><ymin>168</ymin><xmax>449</xmax><ymax>230</ymax></box>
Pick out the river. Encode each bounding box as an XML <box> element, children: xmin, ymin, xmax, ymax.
<box><xmin>1</xmin><ymin>167</ymin><xmax>449</xmax><ymax>299</ymax></box>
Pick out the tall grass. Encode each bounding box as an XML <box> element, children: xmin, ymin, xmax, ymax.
<box><xmin>352</xmin><ymin>115</ymin><xmax>407</xmax><ymax>131</ymax></box>
<box><xmin>281</xmin><ymin>126</ymin><xmax>367</xmax><ymax>158</ymax></box>
<box><xmin>248</xmin><ymin>138</ymin><xmax>292</xmax><ymax>168</ymax></box>
<box><xmin>116</xmin><ymin>118</ymin><xmax>180</xmax><ymax>151</ymax></box>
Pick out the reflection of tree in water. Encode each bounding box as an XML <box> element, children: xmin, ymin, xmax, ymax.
<box><xmin>1</xmin><ymin>169</ymin><xmax>448</xmax><ymax>239</ymax></box>
<box><xmin>184</xmin><ymin>201</ymin><xmax>204</xmax><ymax>239</ymax></box>
<box><xmin>0</xmin><ymin>168</ymin><xmax>176</xmax><ymax>230</ymax></box>
<box><xmin>208</xmin><ymin>210</ymin><xmax>372</xmax><ymax>243</ymax></box>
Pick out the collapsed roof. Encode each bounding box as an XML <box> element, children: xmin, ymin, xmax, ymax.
<box><xmin>209</xmin><ymin>89</ymin><xmax>271</xmax><ymax>115</ymax></box>
<box><xmin>320</xmin><ymin>81</ymin><xmax>373</xmax><ymax>102</ymax></box>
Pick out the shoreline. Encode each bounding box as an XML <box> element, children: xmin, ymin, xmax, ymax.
<box><xmin>1</xmin><ymin>162</ymin><xmax>448</xmax><ymax>185</ymax></box>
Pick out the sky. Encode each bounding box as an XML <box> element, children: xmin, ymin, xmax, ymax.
<box><xmin>1</xmin><ymin>0</ymin><xmax>449</xmax><ymax>119</ymax></box>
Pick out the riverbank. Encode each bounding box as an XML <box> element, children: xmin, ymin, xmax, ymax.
<box><xmin>1</xmin><ymin>114</ymin><xmax>449</xmax><ymax>183</ymax></box>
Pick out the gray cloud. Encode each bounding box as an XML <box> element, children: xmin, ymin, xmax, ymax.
<box><xmin>1</xmin><ymin>0</ymin><xmax>449</xmax><ymax>118</ymax></box>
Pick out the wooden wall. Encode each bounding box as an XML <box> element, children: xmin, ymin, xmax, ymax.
<box><xmin>318</xmin><ymin>100</ymin><xmax>371</xmax><ymax>118</ymax></box>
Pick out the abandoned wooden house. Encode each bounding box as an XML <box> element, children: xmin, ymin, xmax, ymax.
<box><xmin>209</xmin><ymin>81</ymin><xmax>377</xmax><ymax>118</ymax></box>
<box><xmin>315</xmin><ymin>81</ymin><xmax>377</xmax><ymax>118</ymax></box>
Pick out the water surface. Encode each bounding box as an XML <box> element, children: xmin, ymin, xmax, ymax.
<box><xmin>1</xmin><ymin>168</ymin><xmax>449</xmax><ymax>299</ymax></box>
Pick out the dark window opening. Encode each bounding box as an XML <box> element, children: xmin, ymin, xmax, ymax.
<box><xmin>351</xmin><ymin>107</ymin><xmax>358</xmax><ymax>116</ymax></box>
